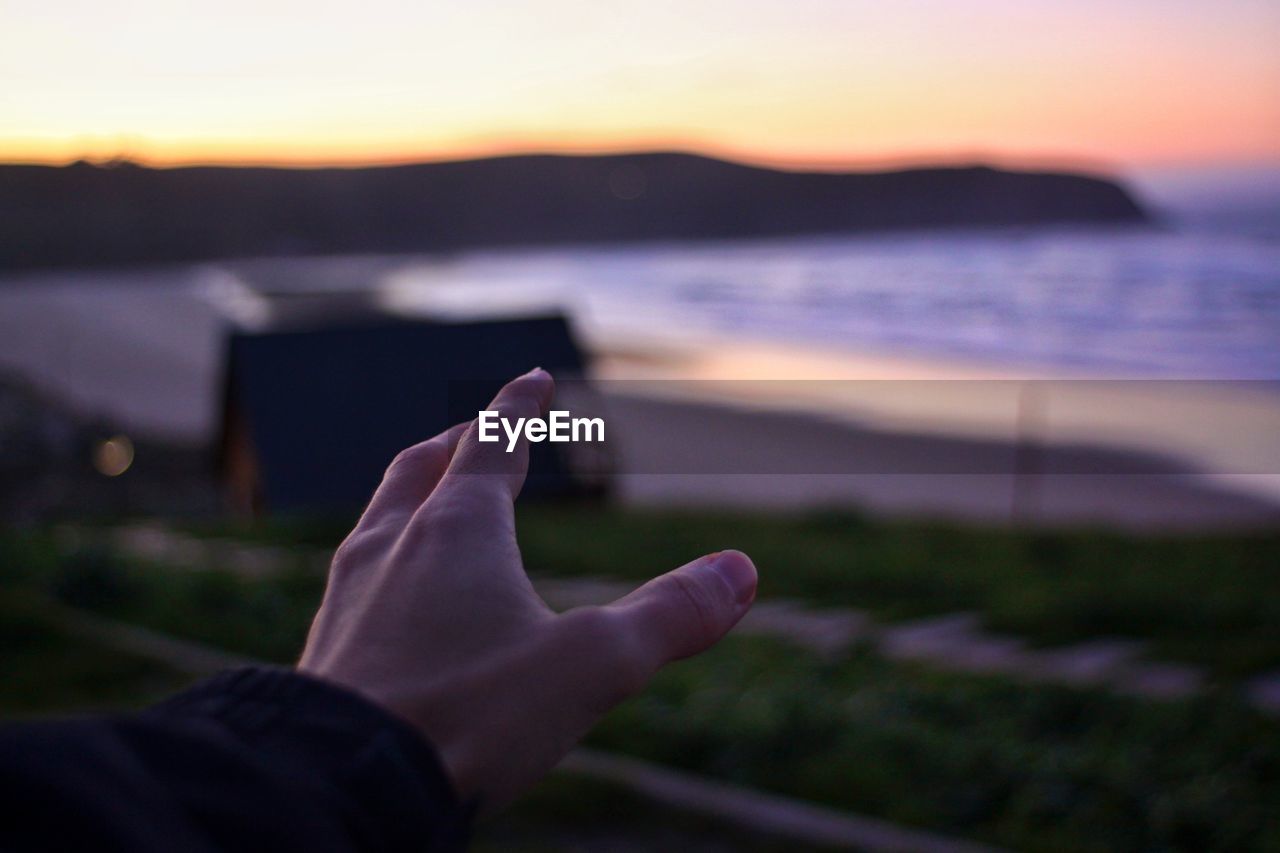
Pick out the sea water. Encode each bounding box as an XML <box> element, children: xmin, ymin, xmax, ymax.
<box><xmin>369</xmin><ymin>224</ymin><xmax>1280</xmax><ymax>379</ymax></box>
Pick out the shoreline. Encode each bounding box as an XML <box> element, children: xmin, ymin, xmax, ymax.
<box><xmin>1</xmin><ymin>277</ymin><xmax>1276</xmax><ymax>528</ymax></box>
<box><xmin>590</xmin><ymin>391</ymin><xmax>1280</xmax><ymax>530</ymax></box>
<box><xmin>590</xmin><ymin>332</ymin><xmax>1280</xmax><ymax>505</ymax></box>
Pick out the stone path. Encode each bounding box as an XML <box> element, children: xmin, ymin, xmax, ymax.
<box><xmin>539</xmin><ymin>580</ymin><xmax>1209</xmax><ymax>701</ymax></box>
<box><xmin>60</xmin><ymin>522</ymin><xmax>1280</xmax><ymax>714</ymax></box>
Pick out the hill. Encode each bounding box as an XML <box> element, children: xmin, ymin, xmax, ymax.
<box><xmin>0</xmin><ymin>152</ymin><xmax>1148</xmax><ymax>270</ymax></box>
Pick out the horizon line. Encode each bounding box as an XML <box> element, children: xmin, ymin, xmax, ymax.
<box><xmin>0</xmin><ymin>143</ymin><xmax>1148</xmax><ymax>177</ymax></box>
<box><xmin>4</xmin><ymin>139</ymin><xmax>1277</xmax><ymax>178</ymax></box>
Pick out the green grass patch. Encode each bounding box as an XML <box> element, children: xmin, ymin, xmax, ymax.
<box><xmin>476</xmin><ymin>772</ymin><xmax>802</xmax><ymax>852</ymax></box>
<box><xmin>17</xmin><ymin>505</ymin><xmax>1280</xmax><ymax>680</ymax></box>
<box><xmin>590</xmin><ymin>636</ymin><xmax>1280</xmax><ymax>852</ymax></box>
<box><xmin>3</xmin><ymin>520</ymin><xmax>1280</xmax><ymax>851</ymax></box>
<box><xmin>2</xmin><ymin>531</ymin><xmax>322</xmax><ymax>663</ymax></box>
<box><xmin>0</xmin><ymin>588</ymin><xmax>193</xmax><ymax>717</ymax></box>
<box><xmin>514</xmin><ymin>506</ymin><xmax>1280</xmax><ymax>679</ymax></box>
<box><xmin>172</xmin><ymin>506</ymin><xmax>1280</xmax><ymax>679</ymax></box>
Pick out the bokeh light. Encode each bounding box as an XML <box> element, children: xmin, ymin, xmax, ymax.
<box><xmin>93</xmin><ymin>435</ymin><xmax>134</xmax><ymax>477</ymax></box>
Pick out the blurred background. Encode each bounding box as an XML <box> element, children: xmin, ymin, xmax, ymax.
<box><xmin>2</xmin><ymin>1</ymin><xmax>1279</xmax><ymax>850</ymax></box>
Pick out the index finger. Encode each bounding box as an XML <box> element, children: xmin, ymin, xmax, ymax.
<box><xmin>435</xmin><ymin>367</ymin><xmax>556</xmax><ymax>504</ymax></box>
<box><xmin>357</xmin><ymin>420</ymin><xmax>472</xmax><ymax>532</ymax></box>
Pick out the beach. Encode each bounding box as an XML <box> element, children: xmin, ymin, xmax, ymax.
<box><xmin>2</xmin><ymin>264</ymin><xmax>1277</xmax><ymax>530</ymax></box>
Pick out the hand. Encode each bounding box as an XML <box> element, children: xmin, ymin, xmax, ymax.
<box><xmin>298</xmin><ymin>368</ymin><xmax>757</xmax><ymax>813</ymax></box>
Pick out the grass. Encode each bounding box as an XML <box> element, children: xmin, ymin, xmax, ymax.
<box><xmin>515</xmin><ymin>506</ymin><xmax>1280</xmax><ymax>680</ymax></box>
<box><xmin>477</xmin><ymin>773</ymin><xmax>801</xmax><ymax>852</ymax></box>
<box><xmin>4</xmin><ymin>509</ymin><xmax>1280</xmax><ymax>851</ymax></box>
<box><xmin>590</xmin><ymin>635</ymin><xmax>1280</xmax><ymax>852</ymax></box>
<box><xmin>15</xmin><ymin>535</ymin><xmax>324</xmax><ymax>663</ymax></box>
<box><xmin>173</xmin><ymin>505</ymin><xmax>1280</xmax><ymax>679</ymax></box>
<box><xmin>0</xmin><ymin>588</ymin><xmax>193</xmax><ymax>717</ymax></box>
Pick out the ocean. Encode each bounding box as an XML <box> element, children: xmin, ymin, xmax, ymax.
<box><xmin>354</xmin><ymin>224</ymin><xmax>1280</xmax><ymax>380</ymax></box>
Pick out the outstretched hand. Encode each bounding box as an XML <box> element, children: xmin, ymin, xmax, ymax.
<box><xmin>298</xmin><ymin>368</ymin><xmax>757</xmax><ymax>813</ymax></box>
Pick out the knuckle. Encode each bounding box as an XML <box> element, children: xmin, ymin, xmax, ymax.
<box><xmin>494</xmin><ymin>390</ymin><xmax>542</xmax><ymax>422</ymax></box>
<box><xmin>414</xmin><ymin>493</ymin><xmax>471</xmax><ymax>530</ymax></box>
<box><xmin>446</xmin><ymin>442</ymin><xmax>493</xmax><ymax>476</ymax></box>
<box><xmin>330</xmin><ymin>528</ymin><xmax>384</xmax><ymax>572</ymax></box>
<box><xmin>413</xmin><ymin>488</ymin><xmax>496</xmax><ymax>534</ymax></box>
<box><xmin>390</xmin><ymin>439</ymin><xmax>445</xmax><ymax>473</ymax></box>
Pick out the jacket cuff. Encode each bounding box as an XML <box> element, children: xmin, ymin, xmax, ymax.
<box><xmin>150</xmin><ymin>666</ymin><xmax>473</xmax><ymax>852</ymax></box>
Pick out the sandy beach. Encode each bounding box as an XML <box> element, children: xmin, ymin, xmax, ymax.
<box><xmin>1</xmin><ymin>273</ymin><xmax>1277</xmax><ymax>529</ymax></box>
<box><xmin>593</xmin><ymin>392</ymin><xmax>1280</xmax><ymax>528</ymax></box>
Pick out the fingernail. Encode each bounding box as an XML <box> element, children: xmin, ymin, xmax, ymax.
<box><xmin>708</xmin><ymin>550</ymin><xmax>757</xmax><ymax>606</ymax></box>
<box><xmin>524</xmin><ymin>366</ymin><xmax>547</xmax><ymax>378</ymax></box>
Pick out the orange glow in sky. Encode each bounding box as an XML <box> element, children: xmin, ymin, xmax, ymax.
<box><xmin>2</xmin><ymin>0</ymin><xmax>1277</xmax><ymax>170</ymax></box>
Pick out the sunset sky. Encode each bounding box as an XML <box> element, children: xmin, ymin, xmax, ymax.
<box><xmin>2</xmin><ymin>0</ymin><xmax>1277</xmax><ymax>171</ymax></box>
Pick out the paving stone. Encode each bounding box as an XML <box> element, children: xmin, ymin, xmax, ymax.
<box><xmin>1114</xmin><ymin>662</ymin><xmax>1204</xmax><ymax>699</ymax></box>
<box><xmin>1244</xmin><ymin>672</ymin><xmax>1280</xmax><ymax>714</ymax></box>
<box><xmin>739</xmin><ymin>603</ymin><xmax>872</xmax><ymax>656</ymax></box>
<box><xmin>1020</xmin><ymin>639</ymin><xmax>1145</xmax><ymax>687</ymax></box>
<box><xmin>877</xmin><ymin>613</ymin><xmax>982</xmax><ymax>661</ymax></box>
<box><xmin>913</xmin><ymin>634</ymin><xmax>1029</xmax><ymax>676</ymax></box>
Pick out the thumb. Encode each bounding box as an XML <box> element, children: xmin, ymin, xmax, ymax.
<box><xmin>610</xmin><ymin>551</ymin><xmax>758</xmax><ymax>669</ymax></box>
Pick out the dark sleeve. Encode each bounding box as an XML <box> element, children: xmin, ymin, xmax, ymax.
<box><xmin>0</xmin><ymin>667</ymin><xmax>473</xmax><ymax>853</ymax></box>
